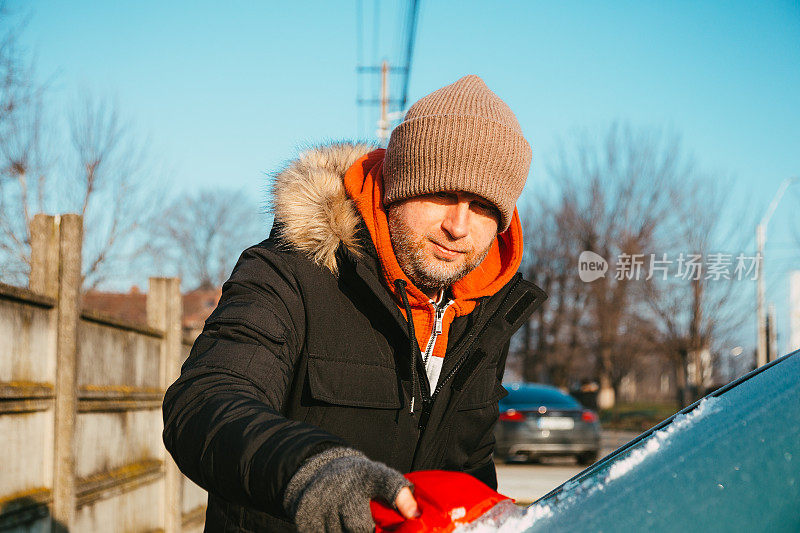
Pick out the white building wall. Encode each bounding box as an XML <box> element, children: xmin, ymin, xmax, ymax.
<box><xmin>790</xmin><ymin>271</ymin><xmax>800</xmax><ymax>353</ymax></box>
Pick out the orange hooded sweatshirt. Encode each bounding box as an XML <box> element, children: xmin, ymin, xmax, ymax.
<box><xmin>343</xmin><ymin>148</ymin><xmax>524</xmax><ymax>392</ymax></box>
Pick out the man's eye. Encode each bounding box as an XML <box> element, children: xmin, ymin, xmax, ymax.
<box><xmin>472</xmin><ymin>201</ymin><xmax>499</xmax><ymax>220</ymax></box>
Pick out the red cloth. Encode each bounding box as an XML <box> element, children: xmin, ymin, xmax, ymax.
<box><xmin>372</xmin><ymin>470</ymin><xmax>513</xmax><ymax>533</ymax></box>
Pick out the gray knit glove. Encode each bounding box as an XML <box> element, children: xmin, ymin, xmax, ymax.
<box><xmin>283</xmin><ymin>447</ymin><xmax>413</xmax><ymax>533</ymax></box>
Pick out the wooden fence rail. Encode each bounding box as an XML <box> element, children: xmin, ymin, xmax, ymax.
<box><xmin>1</xmin><ymin>214</ymin><xmax>206</xmax><ymax>532</ymax></box>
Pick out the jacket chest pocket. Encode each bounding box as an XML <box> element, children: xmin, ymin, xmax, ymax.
<box><xmin>303</xmin><ymin>354</ymin><xmax>402</xmax><ymax>464</ymax></box>
<box><xmin>306</xmin><ymin>355</ymin><xmax>401</xmax><ymax>409</ymax></box>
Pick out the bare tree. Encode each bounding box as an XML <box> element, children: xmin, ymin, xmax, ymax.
<box><xmin>516</xmin><ymin>123</ymin><xmax>754</xmax><ymax>409</ymax></box>
<box><xmin>517</xmin><ymin>198</ymin><xmax>592</xmax><ymax>388</ymax></box>
<box><xmin>519</xmin><ymin>124</ymin><xmax>689</xmax><ymax>407</ymax></box>
<box><xmin>0</xmin><ymin>13</ymin><xmax>52</xmax><ymax>284</ymax></box>
<box><xmin>66</xmin><ymin>95</ymin><xmax>160</xmax><ymax>289</ymax></box>
<box><xmin>559</xmin><ymin>125</ymin><xmax>687</xmax><ymax>406</ymax></box>
<box><xmin>0</xmin><ymin>7</ymin><xmax>33</xmax><ymax>135</ymax></box>
<box><xmin>643</xmin><ymin>174</ymin><xmax>755</xmax><ymax>406</ymax></box>
<box><xmin>0</xmin><ymin>14</ymin><xmax>160</xmax><ymax>289</ymax></box>
<box><xmin>0</xmin><ymin>92</ymin><xmax>160</xmax><ymax>289</ymax></box>
<box><xmin>145</xmin><ymin>188</ymin><xmax>268</xmax><ymax>290</ymax></box>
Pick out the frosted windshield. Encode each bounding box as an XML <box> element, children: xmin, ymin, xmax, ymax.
<box><xmin>460</xmin><ymin>351</ymin><xmax>800</xmax><ymax>533</ymax></box>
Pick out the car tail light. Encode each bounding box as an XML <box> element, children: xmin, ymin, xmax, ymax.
<box><xmin>581</xmin><ymin>410</ymin><xmax>599</xmax><ymax>423</ymax></box>
<box><xmin>499</xmin><ymin>409</ymin><xmax>526</xmax><ymax>422</ymax></box>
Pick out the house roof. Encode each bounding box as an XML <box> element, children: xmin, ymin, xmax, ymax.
<box><xmin>82</xmin><ymin>285</ymin><xmax>222</xmax><ymax>330</ymax></box>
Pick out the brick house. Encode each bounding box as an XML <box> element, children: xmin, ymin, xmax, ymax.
<box><xmin>82</xmin><ymin>285</ymin><xmax>222</xmax><ymax>340</ymax></box>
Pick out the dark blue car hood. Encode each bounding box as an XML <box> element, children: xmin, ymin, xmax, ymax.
<box><xmin>463</xmin><ymin>351</ymin><xmax>800</xmax><ymax>532</ymax></box>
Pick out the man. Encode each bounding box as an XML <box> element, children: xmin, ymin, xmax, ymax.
<box><xmin>163</xmin><ymin>75</ymin><xmax>547</xmax><ymax>532</ymax></box>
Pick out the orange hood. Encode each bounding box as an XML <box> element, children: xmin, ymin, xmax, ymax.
<box><xmin>343</xmin><ymin>148</ymin><xmax>524</xmax><ymax>359</ymax></box>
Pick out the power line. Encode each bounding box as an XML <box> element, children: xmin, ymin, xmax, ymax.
<box><xmin>400</xmin><ymin>0</ymin><xmax>420</xmax><ymax>111</ymax></box>
<box><xmin>355</xmin><ymin>0</ymin><xmax>421</xmax><ymax>144</ymax></box>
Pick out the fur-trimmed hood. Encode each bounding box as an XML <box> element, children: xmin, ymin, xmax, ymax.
<box><xmin>269</xmin><ymin>141</ymin><xmax>525</xmax><ymax>305</ymax></box>
<box><xmin>269</xmin><ymin>140</ymin><xmax>527</xmax><ymax>390</ymax></box>
<box><xmin>269</xmin><ymin>141</ymin><xmax>378</xmax><ymax>274</ymax></box>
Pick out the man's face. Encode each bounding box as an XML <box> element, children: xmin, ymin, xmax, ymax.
<box><xmin>387</xmin><ymin>191</ymin><xmax>500</xmax><ymax>297</ymax></box>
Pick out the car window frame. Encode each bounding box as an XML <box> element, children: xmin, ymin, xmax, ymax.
<box><xmin>501</xmin><ymin>384</ymin><xmax>583</xmax><ymax>409</ymax></box>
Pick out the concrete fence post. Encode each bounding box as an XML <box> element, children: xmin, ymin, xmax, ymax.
<box><xmin>29</xmin><ymin>214</ymin><xmax>61</xmax><ymax>298</ymax></box>
<box><xmin>148</xmin><ymin>277</ymin><xmax>183</xmax><ymax>533</ymax></box>
<box><xmin>45</xmin><ymin>214</ymin><xmax>83</xmax><ymax>529</ymax></box>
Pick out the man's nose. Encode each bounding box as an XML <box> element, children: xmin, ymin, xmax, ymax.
<box><xmin>441</xmin><ymin>201</ymin><xmax>470</xmax><ymax>240</ymax></box>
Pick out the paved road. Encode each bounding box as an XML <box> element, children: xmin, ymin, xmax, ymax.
<box><xmin>495</xmin><ymin>431</ymin><xmax>638</xmax><ymax>505</ymax></box>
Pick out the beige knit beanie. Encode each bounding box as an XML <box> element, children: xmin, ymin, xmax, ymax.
<box><xmin>383</xmin><ymin>74</ymin><xmax>532</xmax><ymax>232</ymax></box>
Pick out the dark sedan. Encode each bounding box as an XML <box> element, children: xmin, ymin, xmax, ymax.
<box><xmin>495</xmin><ymin>383</ymin><xmax>601</xmax><ymax>465</ymax></box>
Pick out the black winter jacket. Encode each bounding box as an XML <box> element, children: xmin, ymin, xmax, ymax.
<box><xmin>162</xmin><ymin>143</ymin><xmax>547</xmax><ymax>532</ymax></box>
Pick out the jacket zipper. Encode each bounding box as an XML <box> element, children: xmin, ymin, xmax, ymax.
<box><xmin>415</xmin><ymin>275</ymin><xmax>522</xmax><ymax>431</ymax></box>
<box><xmin>421</xmin><ymin>298</ymin><xmax>453</xmax><ymax>391</ymax></box>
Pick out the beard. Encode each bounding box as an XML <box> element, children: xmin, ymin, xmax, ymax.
<box><xmin>387</xmin><ymin>207</ymin><xmax>494</xmax><ymax>294</ymax></box>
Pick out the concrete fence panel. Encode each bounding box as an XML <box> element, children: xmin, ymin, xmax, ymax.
<box><xmin>0</xmin><ymin>289</ymin><xmax>58</xmax><ymax>509</ymax></box>
<box><xmin>76</xmin><ymin>317</ymin><xmax>162</xmax><ymax>391</ymax></box>
<box><xmin>1</xmin><ymin>214</ymin><xmax>208</xmax><ymax>532</ymax></box>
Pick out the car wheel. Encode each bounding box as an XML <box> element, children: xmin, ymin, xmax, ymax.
<box><xmin>577</xmin><ymin>451</ymin><xmax>599</xmax><ymax>466</ymax></box>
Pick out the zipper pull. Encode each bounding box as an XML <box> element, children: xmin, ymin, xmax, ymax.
<box><xmin>434</xmin><ymin>305</ymin><xmax>446</xmax><ymax>335</ymax></box>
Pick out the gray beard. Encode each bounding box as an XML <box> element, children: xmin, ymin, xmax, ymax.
<box><xmin>387</xmin><ymin>208</ymin><xmax>493</xmax><ymax>295</ymax></box>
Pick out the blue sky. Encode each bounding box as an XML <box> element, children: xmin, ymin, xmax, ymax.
<box><xmin>15</xmin><ymin>0</ymin><xmax>800</xmax><ymax>353</ymax></box>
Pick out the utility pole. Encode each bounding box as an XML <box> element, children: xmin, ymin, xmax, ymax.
<box><xmin>377</xmin><ymin>60</ymin><xmax>390</xmax><ymax>146</ymax></box>
<box><xmin>756</xmin><ymin>222</ymin><xmax>766</xmax><ymax>367</ymax></box>
<box><xmin>355</xmin><ymin>0</ymin><xmax>420</xmax><ymax>145</ymax></box>
<box><xmin>756</xmin><ymin>177</ymin><xmax>797</xmax><ymax>367</ymax></box>
<box><xmin>768</xmin><ymin>303</ymin><xmax>778</xmax><ymax>363</ymax></box>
